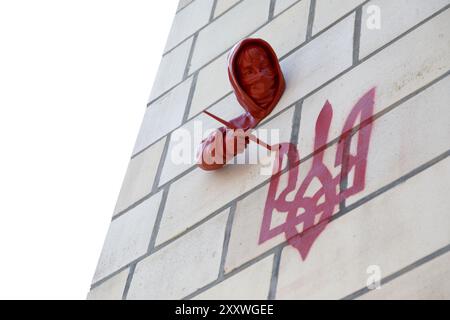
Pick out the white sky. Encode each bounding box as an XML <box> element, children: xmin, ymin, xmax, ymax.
<box><xmin>0</xmin><ymin>0</ymin><xmax>178</xmax><ymax>299</ymax></box>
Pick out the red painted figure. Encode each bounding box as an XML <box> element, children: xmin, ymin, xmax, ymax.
<box><xmin>197</xmin><ymin>38</ymin><xmax>285</xmax><ymax>170</ymax></box>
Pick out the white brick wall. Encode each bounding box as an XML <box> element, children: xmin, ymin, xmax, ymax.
<box><xmin>134</xmin><ymin>77</ymin><xmax>192</xmax><ymax>155</ymax></box>
<box><xmin>177</xmin><ymin>0</ymin><xmax>194</xmax><ymax>11</ymax></box>
<box><xmin>274</xmin><ymin>0</ymin><xmax>299</xmax><ymax>16</ymax></box>
<box><xmin>127</xmin><ymin>210</ymin><xmax>228</xmax><ymax>299</ymax></box>
<box><xmin>252</xmin><ymin>0</ymin><xmax>310</xmax><ymax>58</ymax></box>
<box><xmin>358</xmin><ymin>250</ymin><xmax>450</xmax><ymax>300</ymax></box>
<box><xmin>277</xmin><ymin>158</ymin><xmax>450</xmax><ymax>299</ymax></box>
<box><xmin>113</xmin><ymin>138</ymin><xmax>165</xmax><ymax>215</ymax></box>
<box><xmin>194</xmin><ymin>254</ymin><xmax>274</xmax><ymax>300</ymax></box>
<box><xmin>94</xmin><ymin>191</ymin><xmax>163</xmax><ymax>283</ymax></box>
<box><xmin>189</xmin><ymin>0</ymin><xmax>271</xmax><ymax>73</ymax></box>
<box><xmin>274</xmin><ymin>13</ymin><xmax>354</xmax><ymax>114</ymax></box>
<box><xmin>159</xmin><ymin>93</ymin><xmax>243</xmax><ymax>186</ymax></box>
<box><xmin>87</xmin><ymin>269</ymin><xmax>129</xmax><ymax>300</ymax></box>
<box><xmin>213</xmin><ymin>0</ymin><xmax>241</xmax><ymax>18</ymax></box>
<box><xmin>359</xmin><ymin>0</ymin><xmax>449</xmax><ymax>58</ymax></box>
<box><xmin>348</xmin><ymin>76</ymin><xmax>450</xmax><ymax>204</ymax></box>
<box><xmin>313</xmin><ymin>0</ymin><xmax>366</xmax><ymax>35</ymax></box>
<box><xmin>189</xmin><ymin>53</ymin><xmax>232</xmax><ymax>119</ymax></box>
<box><xmin>149</xmin><ymin>37</ymin><xmax>192</xmax><ymax>102</ymax></box>
<box><xmin>299</xmin><ymin>8</ymin><xmax>450</xmax><ymax>159</ymax></box>
<box><xmin>165</xmin><ymin>0</ymin><xmax>213</xmax><ymax>52</ymax></box>
<box><xmin>89</xmin><ymin>0</ymin><xmax>450</xmax><ymax>299</ymax></box>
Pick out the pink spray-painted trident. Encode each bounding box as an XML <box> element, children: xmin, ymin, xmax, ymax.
<box><xmin>259</xmin><ymin>88</ymin><xmax>376</xmax><ymax>260</ymax></box>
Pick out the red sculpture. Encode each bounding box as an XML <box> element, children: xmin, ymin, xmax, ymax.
<box><xmin>197</xmin><ymin>38</ymin><xmax>285</xmax><ymax>170</ymax></box>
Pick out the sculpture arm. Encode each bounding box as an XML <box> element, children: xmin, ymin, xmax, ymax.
<box><xmin>197</xmin><ymin>127</ymin><xmax>249</xmax><ymax>171</ymax></box>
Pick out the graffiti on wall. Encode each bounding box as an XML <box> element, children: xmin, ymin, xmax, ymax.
<box><xmin>259</xmin><ymin>88</ymin><xmax>376</xmax><ymax>260</ymax></box>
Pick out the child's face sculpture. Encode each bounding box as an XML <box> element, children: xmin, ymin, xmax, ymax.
<box><xmin>237</xmin><ymin>45</ymin><xmax>277</xmax><ymax>109</ymax></box>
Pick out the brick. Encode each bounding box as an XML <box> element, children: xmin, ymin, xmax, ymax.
<box><xmin>360</xmin><ymin>0</ymin><xmax>449</xmax><ymax>58</ymax></box>
<box><xmin>177</xmin><ymin>0</ymin><xmax>194</xmax><ymax>11</ymax></box>
<box><xmin>149</xmin><ymin>37</ymin><xmax>192</xmax><ymax>102</ymax></box>
<box><xmin>252</xmin><ymin>0</ymin><xmax>310</xmax><ymax>58</ymax></box>
<box><xmin>114</xmin><ymin>138</ymin><xmax>166</xmax><ymax>215</ymax></box>
<box><xmin>189</xmin><ymin>53</ymin><xmax>232</xmax><ymax>119</ymax></box>
<box><xmin>274</xmin><ymin>0</ymin><xmax>299</xmax><ymax>16</ymax></box>
<box><xmin>127</xmin><ymin>209</ymin><xmax>229</xmax><ymax>299</ymax></box>
<box><xmin>156</xmin><ymin>108</ymin><xmax>295</xmax><ymax>245</ymax></box>
<box><xmin>276</xmin><ymin>158</ymin><xmax>450</xmax><ymax>299</ymax></box>
<box><xmin>134</xmin><ymin>77</ymin><xmax>192</xmax><ymax>155</ymax></box>
<box><xmin>87</xmin><ymin>269</ymin><xmax>129</xmax><ymax>300</ymax></box>
<box><xmin>194</xmin><ymin>255</ymin><xmax>274</xmax><ymax>300</ymax></box>
<box><xmin>189</xmin><ymin>0</ymin><xmax>271</xmax><ymax>73</ymax></box>
<box><xmin>299</xmin><ymin>8</ymin><xmax>450</xmax><ymax>161</ymax></box>
<box><xmin>214</xmin><ymin>0</ymin><xmax>241</xmax><ymax>18</ymax></box>
<box><xmin>225</xmin><ymin>141</ymin><xmax>341</xmax><ymax>273</ymax></box>
<box><xmin>225</xmin><ymin>184</ymin><xmax>278</xmax><ymax>272</ymax></box>
<box><xmin>94</xmin><ymin>191</ymin><xmax>163</xmax><ymax>283</ymax></box>
<box><xmin>348</xmin><ymin>76</ymin><xmax>450</xmax><ymax>204</ymax></box>
<box><xmin>312</xmin><ymin>0</ymin><xmax>365</xmax><ymax>35</ymax></box>
<box><xmin>358</xmin><ymin>251</ymin><xmax>450</xmax><ymax>300</ymax></box>
<box><xmin>272</xmin><ymin>13</ymin><xmax>354</xmax><ymax>115</ymax></box>
<box><xmin>165</xmin><ymin>0</ymin><xmax>214</xmax><ymax>52</ymax></box>
<box><xmin>159</xmin><ymin>93</ymin><xmax>243</xmax><ymax>186</ymax></box>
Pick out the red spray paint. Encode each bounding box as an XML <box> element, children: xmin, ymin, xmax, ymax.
<box><xmin>259</xmin><ymin>88</ymin><xmax>376</xmax><ymax>259</ymax></box>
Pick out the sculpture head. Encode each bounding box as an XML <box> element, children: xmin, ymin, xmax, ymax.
<box><xmin>236</xmin><ymin>45</ymin><xmax>277</xmax><ymax>109</ymax></box>
<box><xmin>228</xmin><ymin>38</ymin><xmax>285</xmax><ymax>124</ymax></box>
